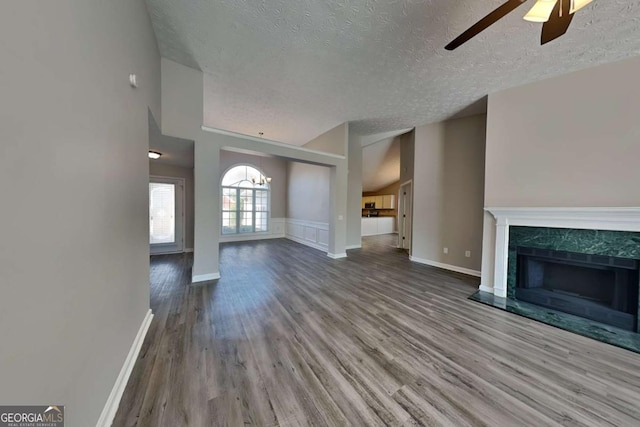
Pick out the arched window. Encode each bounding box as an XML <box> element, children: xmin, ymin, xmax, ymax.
<box><xmin>221</xmin><ymin>165</ymin><xmax>270</xmax><ymax>235</ymax></box>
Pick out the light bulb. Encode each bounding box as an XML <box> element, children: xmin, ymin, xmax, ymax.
<box><xmin>569</xmin><ymin>0</ymin><xmax>593</xmax><ymax>13</ymax></box>
<box><xmin>523</xmin><ymin>0</ymin><xmax>557</xmax><ymax>22</ymax></box>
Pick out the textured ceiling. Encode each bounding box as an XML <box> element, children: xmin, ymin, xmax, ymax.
<box><xmin>362</xmin><ymin>137</ymin><xmax>400</xmax><ymax>192</ymax></box>
<box><xmin>147</xmin><ymin>0</ymin><xmax>640</xmax><ymax>145</ymax></box>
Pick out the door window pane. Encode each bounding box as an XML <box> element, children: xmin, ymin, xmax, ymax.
<box><xmin>255</xmin><ymin>190</ymin><xmax>268</xmax><ymax>212</ymax></box>
<box><xmin>255</xmin><ymin>211</ymin><xmax>268</xmax><ymax>232</ymax></box>
<box><xmin>222</xmin><ymin>211</ymin><xmax>237</xmax><ymax>235</ymax></box>
<box><xmin>222</xmin><ymin>188</ymin><xmax>237</xmax><ymax>210</ymax></box>
<box><xmin>239</xmin><ymin>211</ymin><xmax>253</xmax><ymax>233</ymax></box>
<box><xmin>150</xmin><ymin>183</ymin><xmax>175</xmax><ymax>244</ymax></box>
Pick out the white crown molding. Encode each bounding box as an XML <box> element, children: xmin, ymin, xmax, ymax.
<box><xmin>485</xmin><ymin>207</ymin><xmax>640</xmax><ymax>232</ymax></box>
<box><xmin>201</xmin><ymin>126</ymin><xmax>345</xmax><ymax>160</ymax></box>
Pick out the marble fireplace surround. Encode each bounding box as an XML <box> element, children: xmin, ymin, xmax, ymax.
<box><xmin>482</xmin><ymin>207</ymin><xmax>640</xmax><ymax>298</ymax></box>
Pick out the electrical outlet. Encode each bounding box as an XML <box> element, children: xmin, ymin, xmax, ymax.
<box><xmin>465</xmin><ymin>250</ymin><xmax>471</xmax><ymax>258</ymax></box>
<box><xmin>443</xmin><ymin>247</ymin><xmax>448</xmax><ymax>254</ymax></box>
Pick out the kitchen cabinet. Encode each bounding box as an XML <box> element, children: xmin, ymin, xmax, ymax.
<box><xmin>361</xmin><ymin>217</ymin><xmax>396</xmax><ymax>236</ymax></box>
<box><xmin>361</xmin><ymin>194</ymin><xmax>396</xmax><ymax>210</ymax></box>
<box><xmin>361</xmin><ymin>217</ymin><xmax>378</xmax><ymax>236</ymax></box>
<box><xmin>362</xmin><ymin>196</ymin><xmax>375</xmax><ymax>208</ymax></box>
<box><xmin>382</xmin><ymin>195</ymin><xmax>395</xmax><ymax>209</ymax></box>
<box><xmin>378</xmin><ymin>217</ymin><xmax>394</xmax><ymax>234</ymax></box>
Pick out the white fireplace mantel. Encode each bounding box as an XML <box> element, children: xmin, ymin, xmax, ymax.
<box><xmin>483</xmin><ymin>207</ymin><xmax>640</xmax><ymax>298</ymax></box>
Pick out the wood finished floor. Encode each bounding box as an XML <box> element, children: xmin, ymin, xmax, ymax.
<box><xmin>113</xmin><ymin>235</ymin><xmax>640</xmax><ymax>426</ymax></box>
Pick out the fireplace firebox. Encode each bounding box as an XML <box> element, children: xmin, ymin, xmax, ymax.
<box><xmin>515</xmin><ymin>246</ymin><xmax>639</xmax><ymax>331</ymax></box>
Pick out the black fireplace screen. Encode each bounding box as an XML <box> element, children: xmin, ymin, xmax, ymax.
<box><xmin>515</xmin><ymin>247</ymin><xmax>639</xmax><ymax>331</ymax></box>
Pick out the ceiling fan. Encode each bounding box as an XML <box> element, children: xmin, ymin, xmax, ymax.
<box><xmin>445</xmin><ymin>0</ymin><xmax>593</xmax><ymax>50</ymax></box>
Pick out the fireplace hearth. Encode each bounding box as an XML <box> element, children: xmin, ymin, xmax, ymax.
<box><xmin>516</xmin><ymin>246</ymin><xmax>639</xmax><ymax>331</ymax></box>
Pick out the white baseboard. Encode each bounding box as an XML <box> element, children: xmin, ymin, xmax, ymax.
<box><xmin>184</xmin><ymin>248</ymin><xmax>194</xmax><ymax>253</ymax></box>
<box><xmin>219</xmin><ymin>233</ymin><xmax>285</xmax><ymax>243</ymax></box>
<box><xmin>286</xmin><ymin>235</ymin><xmax>328</xmax><ymax>252</ymax></box>
<box><xmin>192</xmin><ymin>272</ymin><xmax>221</xmax><ymax>283</ymax></box>
<box><xmin>409</xmin><ymin>256</ymin><xmax>481</xmax><ymax>278</ymax></box>
<box><xmin>478</xmin><ymin>284</ymin><xmax>494</xmax><ymax>294</ymax></box>
<box><xmin>217</xmin><ymin>218</ymin><xmax>286</xmax><ymax>243</ymax></box>
<box><xmin>327</xmin><ymin>252</ymin><xmax>347</xmax><ymax>259</ymax></box>
<box><xmin>345</xmin><ymin>244</ymin><xmax>362</xmax><ymax>250</ymax></box>
<box><xmin>96</xmin><ymin>309</ymin><xmax>153</xmax><ymax>427</ymax></box>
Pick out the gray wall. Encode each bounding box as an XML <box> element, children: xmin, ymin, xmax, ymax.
<box><xmin>412</xmin><ymin>115</ymin><xmax>486</xmax><ymax>272</ymax></box>
<box><xmin>485</xmin><ymin>56</ymin><xmax>640</xmax><ymax>208</ymax></box>
<box><xmin>150</xmin><ymin>163</ymin><xmax>195</xmax><ymax>249</ymax></box>
<box><xmin>305</xmin><ymin>123</ymin><xmax>348</xmax><ymax>156</ymax></box>
<box><xmin>286</xmin><ymin>123</ymin><xmax>347</xmax><ymax>225</ymax></box>
<box><xmin>0</xmin><ymin>1</ymin><xmax>160</xmax><ymax>425</ymax></box>
<box><xmin>220</xmin><ymin>151</ymin><xmax>288</xmax><ymax>218</ymax></box>
<box><xmin>399</xmin><ymin>130</ymin><xmax>415</xmax><ymax>185</ymax></box>
<box><xmin>286</xmin><ymin>162</ymin><xmax>331</xmax><ymax>223</ymax></box>
<box><xmin>347</xmin><ymin>128</ymin><xmax>363</xmax><ymax>248</ymax></box>
<box><xmin>161</xmin><ymin>58</ymin><xmax>203</xmax><ymax>140</ymax></box>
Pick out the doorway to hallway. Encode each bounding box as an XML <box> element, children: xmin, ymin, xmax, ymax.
<box><xmin>149</xmin><ymin>176</ymin><xmax>185</xmax><ymax>254</ymax></box>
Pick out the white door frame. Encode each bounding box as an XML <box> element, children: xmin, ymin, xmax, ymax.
<box><xmin>150</xmin><ymin>175</ymin><xmax>185</xmax><ymax>254</ymax></box>
<box><xmin>398</xmin><ymin>179</ymin><xmax>413</xmax><ymax>253</ymax></box>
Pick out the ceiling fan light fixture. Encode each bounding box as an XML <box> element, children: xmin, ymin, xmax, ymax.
<box><xmin>523</xmin><ymin>0</ymin><xmax>557</xmax><ymax>22</ymax></box>
<box><xmin>569</xmin><ymin>0</ymin><xmax>593</xmax><ymax>13</ymax></box>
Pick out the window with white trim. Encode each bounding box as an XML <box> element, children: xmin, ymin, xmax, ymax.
<box><xmin>221</xmin><ymin>165</ymin><xmax>269</xmax><ymax>235</ymax></box>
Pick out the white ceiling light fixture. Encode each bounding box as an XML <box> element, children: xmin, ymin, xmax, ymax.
<box><xmin>148</xmin><ymin>151</ymin><xmax>162</xmax><ymax>159</ymax></box>
<box><xmin>250</xmin><ymin>155</ymin><xmax>271</xmax><ymax>185</ymax></box>
<box><xmin>524</xmin><ymin>0</ymin><xmax>593</xmax><ymax>22</ymax></box>
<box><xmin>524</xmin><ymin>0</ymin><xmax>557</xmax><ymax>22</ymax></box>
<box><xmin>569</xmin><ymin>0</ymin><xmax>594</xmax><ymax>13</ymax></box>
<box><xmin>446</xmin><ymin>0</ymin><xmax>598</xmax><ymax>50</ymax></box>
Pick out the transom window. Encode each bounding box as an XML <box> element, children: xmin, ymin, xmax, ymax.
<box><xmin>221</xmin><ymin>165</ymin><xmax>269</xmax><ymax>235</ymax></box>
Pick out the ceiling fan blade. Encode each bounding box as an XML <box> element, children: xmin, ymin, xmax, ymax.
<box><xmin>445</xmin><ymin>0</ymin><xmax>528</xmax><ymax>51</ymax></box>
<box><xmin>541</xmin><ymin>0</ymin><xmax>574</xmax><ymax>44</ymax></box>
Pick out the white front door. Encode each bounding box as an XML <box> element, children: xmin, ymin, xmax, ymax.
<box><xmin>149</xmin><ymin>176</ymin><xmax>184</xmax><ymax>254</ymax></box>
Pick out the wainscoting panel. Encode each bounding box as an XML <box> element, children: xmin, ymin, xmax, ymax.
<box><xmin>286</xmin><ymin>219</ymin><xmax>329</xmax><ymax>252</ymax></box>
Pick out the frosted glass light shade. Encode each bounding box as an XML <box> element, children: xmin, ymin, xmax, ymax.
<box><xmin>570</xmin><ymin>0</ymin><xmax>594</xmax><ymax>13</ymax></box>
<box><xmin>523</xmin><ymin>0</ymin><xmax>557</xmax><ymax>22</ymax></box>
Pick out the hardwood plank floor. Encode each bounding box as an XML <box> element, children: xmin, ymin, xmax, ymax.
<box><xmin>113</xmin><ymin>235</ymin><xmax>640</xmax><ymax>426</ymax></box>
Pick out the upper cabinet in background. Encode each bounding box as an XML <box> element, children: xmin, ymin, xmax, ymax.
<box><xmin>362</xmin><ymin>195</ymin><xmax>395</xmax><ymax>209</ymax></box>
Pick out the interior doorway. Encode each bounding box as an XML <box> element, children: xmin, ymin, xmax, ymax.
<box><xmin>150</xmin><ymin>176</ymin><xmax>185</xmax><ymax>254</ymax></box>
<box><xmin>398</xmin><ymin>180</ymin><xmax>412</xmax><ymax>252</ymax></box>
